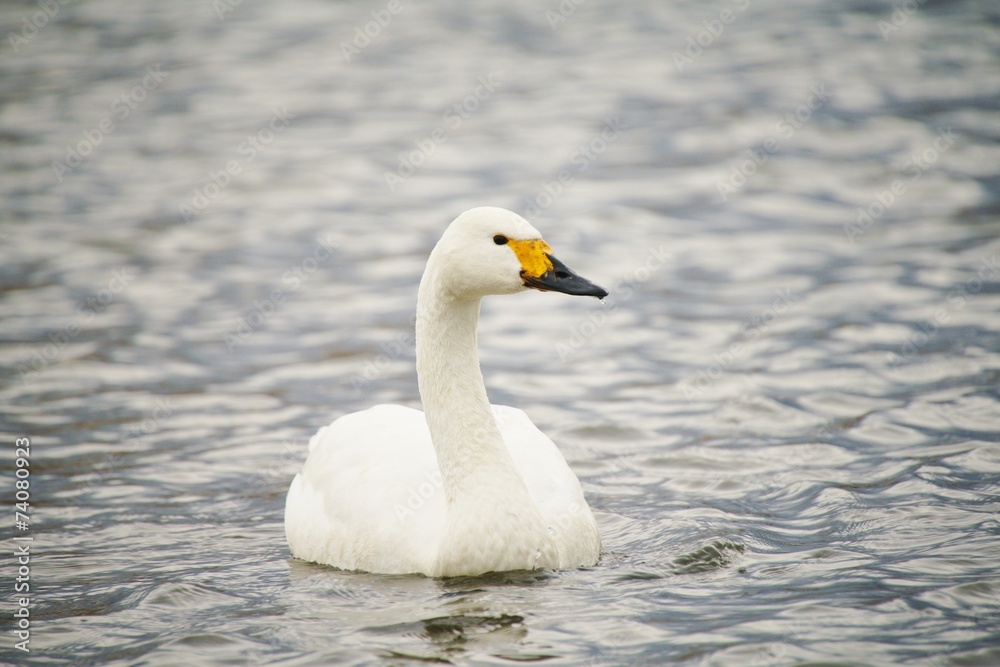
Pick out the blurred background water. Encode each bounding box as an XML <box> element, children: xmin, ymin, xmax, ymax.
<box><xmin>2</xmin><ymin>0</ymin><xmax>1000</xmax><ymax>665</ymax></box>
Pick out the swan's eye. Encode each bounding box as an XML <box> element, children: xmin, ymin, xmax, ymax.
<box><xmin>493</xmin><ymin>235</ymin><xmax>509</xmax><ymax>245</ymax></box>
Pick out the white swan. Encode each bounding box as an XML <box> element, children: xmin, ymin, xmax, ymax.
<box><xmin>284</xmin><ymin>207</ymin><xmax>608</xmax><ymax>577</ymax></box>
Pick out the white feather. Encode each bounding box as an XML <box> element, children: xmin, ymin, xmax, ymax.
<box><xmin>284</xmin><ymin>207</ymin><xmax>601</xmax><ymax>576</ymax></box>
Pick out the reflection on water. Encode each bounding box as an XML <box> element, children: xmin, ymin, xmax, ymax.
<box><xmin>2</xmin><ymin>0</ymin><xmax>999</xmax><ymax>665</ymax></box>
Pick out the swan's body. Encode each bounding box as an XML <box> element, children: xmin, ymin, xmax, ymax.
<box><xmin>285</xmin><ymin>207</ymin><xmax>607</xmax><ymax>577</ymax></box>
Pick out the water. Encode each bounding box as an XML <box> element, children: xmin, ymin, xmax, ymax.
<box><xmin>2</xmin><ymin>0</ymin><xmax>999</xmax><ymax>664</ymax></box>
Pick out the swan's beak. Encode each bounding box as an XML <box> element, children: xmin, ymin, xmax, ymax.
<box><xmin>521</xmin><ymin>254</ymin><xmax>609</xmax><ymax>299</ymax></box>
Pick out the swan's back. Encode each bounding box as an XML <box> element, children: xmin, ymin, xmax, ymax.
<box><xmin>285</xmin><ymin>405</ymin><xmax>445</xmax><ymax>574</ymax></box>
<box><xmin>285</xmin><ymin>404</ymin><xmax>598</xmax><ymax>575</ymax></box>
<box><xmin>492</xmin><ymin>405</ymin><xmax>600</xmax><ymax>561</ymax></box>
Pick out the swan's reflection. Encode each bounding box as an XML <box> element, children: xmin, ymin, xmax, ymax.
<box><xmin>286</xmin><ymin>561</ymin><xmax>557</xmax><ymax>662</ymax></box>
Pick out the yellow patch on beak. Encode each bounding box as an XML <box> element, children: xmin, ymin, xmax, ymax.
<box><xmin>507</xmin><ymin>239</ymin><xmax>554</xmax><ymax>279</ymax></box>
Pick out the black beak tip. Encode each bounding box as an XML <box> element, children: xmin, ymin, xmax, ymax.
<box><xmin>523</xmin><ymin>254</ymin><xmax>609</xmax><ymax>299</ymax></box>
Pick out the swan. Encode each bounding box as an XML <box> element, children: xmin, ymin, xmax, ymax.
<box><xmin>284</xmin><ymin>206</ymin><xmax>608</xmax><ymax>577</ymax></box>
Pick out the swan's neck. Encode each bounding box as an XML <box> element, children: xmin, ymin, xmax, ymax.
<box><xmin>415</xmin><ymin>278</ymin><xmax>526</xmax><ymax>507</ymax></box>
<box><xmin>415</xmin><ymin>263</ymin><xmax>559</xmax><ymax>575</ymax></box>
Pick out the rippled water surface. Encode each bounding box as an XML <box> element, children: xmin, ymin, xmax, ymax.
<box><xmin>2</xmin><ymin>0</ymin><xmax>1000</xmax><ymax>665</ymax></box>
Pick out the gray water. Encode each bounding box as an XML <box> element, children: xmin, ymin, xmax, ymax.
<box><xmin>2</xmin><ymin>0</ymin><xmax>999</xmax><ymax>665</ymax></box>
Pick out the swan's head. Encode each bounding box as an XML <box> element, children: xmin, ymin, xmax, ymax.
<box><xmin>428</xmin><ymin>207</ymin><xmax>608</xmax><ymax>300</ymax></box>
